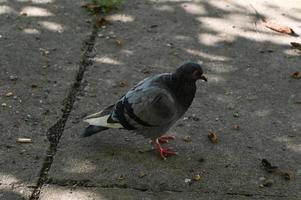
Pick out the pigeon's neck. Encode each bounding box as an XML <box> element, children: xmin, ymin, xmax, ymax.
<box><xmin>168</xmin><ymin>73</ymin><xmax>196</xmax><ymax>109</ymax></box>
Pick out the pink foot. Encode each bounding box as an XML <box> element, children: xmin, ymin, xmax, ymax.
<box><xmin>158</xmin><ymin>135</ymin><xmax>175</xmax><ymax>144</ymax></box>
<box><xmin>153</xmin><ymin>138</ymin><xmax>177</xmax><ymax>160</ymax></box>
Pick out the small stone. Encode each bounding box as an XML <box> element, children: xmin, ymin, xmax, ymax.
<box><xmin>233</xmin><ymin>124</ymin><xmax>240</xmax><ymax>130</ymax></box>
<box><xmin>184</xmin><ymin>178</ymin><xmax>192</xmax><ymax>183</ymax></box>
<box><xmin>9</xmin><ymin>75</ymin><xmax>18</xmax><ymax>81</ymax></box>
<box><xmin>182</xmin><ymin>136</ymin><xmax>192</xmax><ymax>143</ymax></box>
<box><xmin>1</xmin><ymin>103</ymin><xmax>7</xmax><ymax>107</ymax></box>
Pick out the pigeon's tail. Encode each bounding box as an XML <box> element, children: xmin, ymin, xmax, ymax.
<box><xmin>81</xmin><ymin>125</ymin><xmax>108</xmax><ymax>137</ymax></box>
<box><xmin>82</xmin><ymin>105</ymin><xmax>124</xmax><ymax>138</ymax></box>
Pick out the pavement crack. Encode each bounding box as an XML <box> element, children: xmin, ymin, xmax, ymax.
<box><xmin>45</xmin><ymin>178</ymin><xmax>184</xmax><ymax>193</ymax></box>
<box><xmin>226</xmin><ymin>192</ymin><xmax>288</xmax><ymax>198</ymax></box>
<box><xmin>29</xmin><ymin>23</ymin><xmax>99</xmax><ymax>200</ymax></box>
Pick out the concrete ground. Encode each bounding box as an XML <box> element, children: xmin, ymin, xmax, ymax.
<box><xmin>0</xmin><ymin>0</ymin><xmax>300</xmax><ymax>199</ymax></box>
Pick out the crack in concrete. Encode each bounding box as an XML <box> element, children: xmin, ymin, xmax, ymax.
<box><xmin>37</xmin><ymin>178</ymin><xmax>295</xmax><ymax>198</ymax></box>
<box><xmin>29</xmin><ymin>23</ymin><xmax>99</xmax><ymax>200</ymax></box>
<box><xmin>45</xmin><ymin>178</ymin><xmax>183</xmax><ymax>193</ymax></box>
<box><xmin>226</xmin><ymin>192</ymin><xmax>289</xmax><ymax>198</ymax></box>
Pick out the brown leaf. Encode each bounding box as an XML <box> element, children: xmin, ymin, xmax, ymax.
<box><xmin>192</xmin><ymin>174</ymin><xmax>201</xmax><ymax>181</ymax></box>
<box><xmin>262</xmin><ymin>18</ymin><xmax>297</xmax><ymax>36</ymax></box>
<box><xmin>96</xmin><ymin>17</ymin><xmax>107</xmax><ymax>28</ymax></box>
<box><xmin>114</xmin><ymin>38</ymin><xmax>122</xmax><ymax>47</ymax></box>
<box><xmin>290</xmin><ymin>42</ymin><xmax>301</xmax><ymax>51</ymax></box>
<box><xmin>233</xmin><ymin>124</ymin><xmax>240</xmax><ymax>130</ymax></box>
<box><xmin>138</xmin><ymin>171</ymin><xmax>147</xmax><ymax>178</ymax></box>
<box><xmin>114</xmin><ymin>80</ymin><xmax>128</xmax><ymax>87</ymax></box>
<box><xmin>141</xmin><ymin>67</ymin><xmax>153</xmax><ymax>74</ymax></box>
<box><xmin>81</xmin><ymin>3</ymin><xmax>101</xmax><ymax>12</ymax></box>
<box><xmin>20</xmin><ymin>12</ymin><xmax>28</xmax><ymax>16</ymax></box>
<box><xmin>208</xmin><ymin>131</ymin><xmax>217</xmax><ymax>143</ymax></box>
<box><xmin>292</xmin><ymin>71</ymin><xmax>301</xmax><ymax>79</ymax></box>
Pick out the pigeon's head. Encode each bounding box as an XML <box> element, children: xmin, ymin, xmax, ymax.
<box><xmin>175</xmin><ymin>62</ymin><xmax>207</xmax><ymax>82</ymax></box>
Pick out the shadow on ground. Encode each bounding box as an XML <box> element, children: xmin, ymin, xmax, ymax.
<box><xmin>1</xmin><ymin>0</ymin><xmax>301</xmax><ymax>199</ymax></box>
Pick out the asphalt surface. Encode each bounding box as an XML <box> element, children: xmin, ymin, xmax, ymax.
<box><xmin>1</xmin><ymin>0</ymin><xmax>301</xmax><ymax>199</ymax></box>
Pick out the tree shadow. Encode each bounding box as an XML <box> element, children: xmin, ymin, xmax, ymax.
<box><xmin>1</xmin><ymin>0</ymin><xmax>301</xmax><ymax>199</ymax></box>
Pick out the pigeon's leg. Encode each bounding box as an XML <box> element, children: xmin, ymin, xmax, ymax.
<box><xmin>153</xmin><ymin>138</ymin><xmax>177</xmax><ymax>160</ymax></box>
<box><xmin>158</xmin><ymin>135</ymin><xmax>175</xmax><ymax>144</ymax></box>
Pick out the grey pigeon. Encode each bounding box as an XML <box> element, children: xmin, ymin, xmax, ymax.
<box><xmin>82</xmin><ymin>62</ymin><xmax>207</xmax><ymax>159</ymax></box>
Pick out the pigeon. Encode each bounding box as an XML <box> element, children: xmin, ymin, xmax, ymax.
<box><xmin>82</xmin><ymin>62</ymin><xmax>207</xmax><ymax>159</ymax></box>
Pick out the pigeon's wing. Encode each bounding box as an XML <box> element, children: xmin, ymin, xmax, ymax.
<box><xmin>122</xmin><ymin>85</ymin><xmax>178</xmax><ymax>128</ymax></box>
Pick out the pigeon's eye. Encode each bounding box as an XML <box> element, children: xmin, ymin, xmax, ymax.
<box><xmin>193</xmin><ymin>70</ymin><xmax>201</xmax><ymax>76</ymax></box>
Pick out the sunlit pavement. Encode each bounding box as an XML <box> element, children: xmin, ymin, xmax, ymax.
<box><xmin>1</xmin><ymin>0</ymin><xmax>301</xmax><ymax>199</ymax></box>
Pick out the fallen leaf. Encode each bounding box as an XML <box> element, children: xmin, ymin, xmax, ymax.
<box><xmin>114</xmin><ymin>38</ymin><xmax>122</xmax><ymax>47</ymax></box>
<box><xmin>261</xmin><ymin>159</ymin><xmax>278</xmax><ymax>173</ymax></box>
<box><xmin>81</xmin><ymin>3</ymin><xmax>101</xmax><ymax>12</ymax></box>
<box><xmin>208</xmin><ymin>131</ymin><xmax>217</xmax><ymax>143</ymax></box>
<box><xmin>20</xmin><ymin>12</ymin><xmax>27</xmax><ymax>16</ymax></box>
<box><xmin>96</xmin><ymin>17</ymin><xmax>107</xmax><ymax>28</ymax></box>
<box><xmin>182</xmin><ymin>136</ymin><xmax>192</xmax><ymax>143</ymax></box>
<box><xmin>141</xmin><ymin>67</ymin><xmax>153</xmax><ymax>74</ymax></box>
<box><xmin>138</xmin><ymin>171</ymin><xmax>147</xmax><ymax>178</ymax></box>
<box><xmin>233</xmin><ymin>124</ymin><xmax>240</xmax><ymax>130</ymax></box>
<box><xmin>262</xmin><ymin>18</ymin><xmax>297</xmax><ymax>36</ymax></box>
<box><xmin>192</xmin><ymin>174</ymin><xmax>201</xmax><ymax>181</ymax></box>
<box><xmin>116</xmin><ymin>175</ymin><xmax>125</xmax><ymax>181</ymax></box>
<box><xmin>115</xmin><ymin>80</ymin><xmax>128</xmax><ymax>87</ymax></box>
<box><xmin>292</xmin><ymin>71</ymin><xmax>301</xmax><ymax>79</ymax></box>
<box><xmin>16</xmin><ymin>138</ymin><xmax>32</xmax><ymax>143</ymax></box>
<box><xmin>291</xmin><ymin>42</ymin><xmax>301</xmax><ymax>50</ymax></box>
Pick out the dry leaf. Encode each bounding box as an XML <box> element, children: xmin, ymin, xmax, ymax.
<box><xmin>208</xmin><ymin>131</ymin><xmax>217</xmax><ymax>143</ymax></box>
<box><xmin>192</xmin><ymin>174</ymin><xmax>201</xmax><ymax>181</ymax></box>
<box><xmin>20</xmin><ymin>12</ymin><xmax>27</xmax><ymax>16</ymax></box>
<box><xmin>114</xmin><ymin>38</ymin><xmax>122</xmax><ymax>47</ymax></box>
<box><xmin>292</xmin><ymin>71</ymin><xmax>301</xmax><ymax>79</ymax></box>
<box><xmin>291</xmin><ymin>42</ymin><xmax>301</xmax><ymax>48</ymax></box>
<box><xmin>262</xmin><ymin>18</ymin><xmax>297</xmax><ymax>36</ymax></box>
<box><xmin>81</xmin><ymin>3</ymin><xmax>101</xmax><ymax>12</ymax></box>
<box><xmin>116</xmin><ymin>175</ymin><xmax>125</xmax><ymax>181</ymax></box>
<box><xmin>96</xmin><ymin>17</ymin><xmax>107</xmax><ymax>28</ymax></box>
<box><xmin>233</xmin><ymin>124</ymin><xmax>240</xmax><ymax>130</ymax></box>
<box><xmin>138</xmin><ymin>171</ymin><xmax>147</xmax><ymax>178</ymax></box>
<box><xmin>141</xmin><ymin>67</ymin><xmax>153</xmax><ymax>74</ymax></box>
<box><xmin>114</xmin><ymin>80</ymin><xmax>128</xmax><ymax>88</ymax></box>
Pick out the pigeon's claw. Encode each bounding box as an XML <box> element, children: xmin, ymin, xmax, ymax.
<box><xmin>158</xmin><ymin>135</ymin><xmax>175</xmax><ymax>144</ymax></box>
<box><xmin>154</xmin><ymin>138</ymin><xmax>177</xmax><ymax>160</ymax></box>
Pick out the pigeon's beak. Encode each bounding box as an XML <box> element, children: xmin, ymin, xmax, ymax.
<box><xmin>200</xmin><ymin>75</ymin><xmax>207</xmax><ymax>82</ymax></box>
